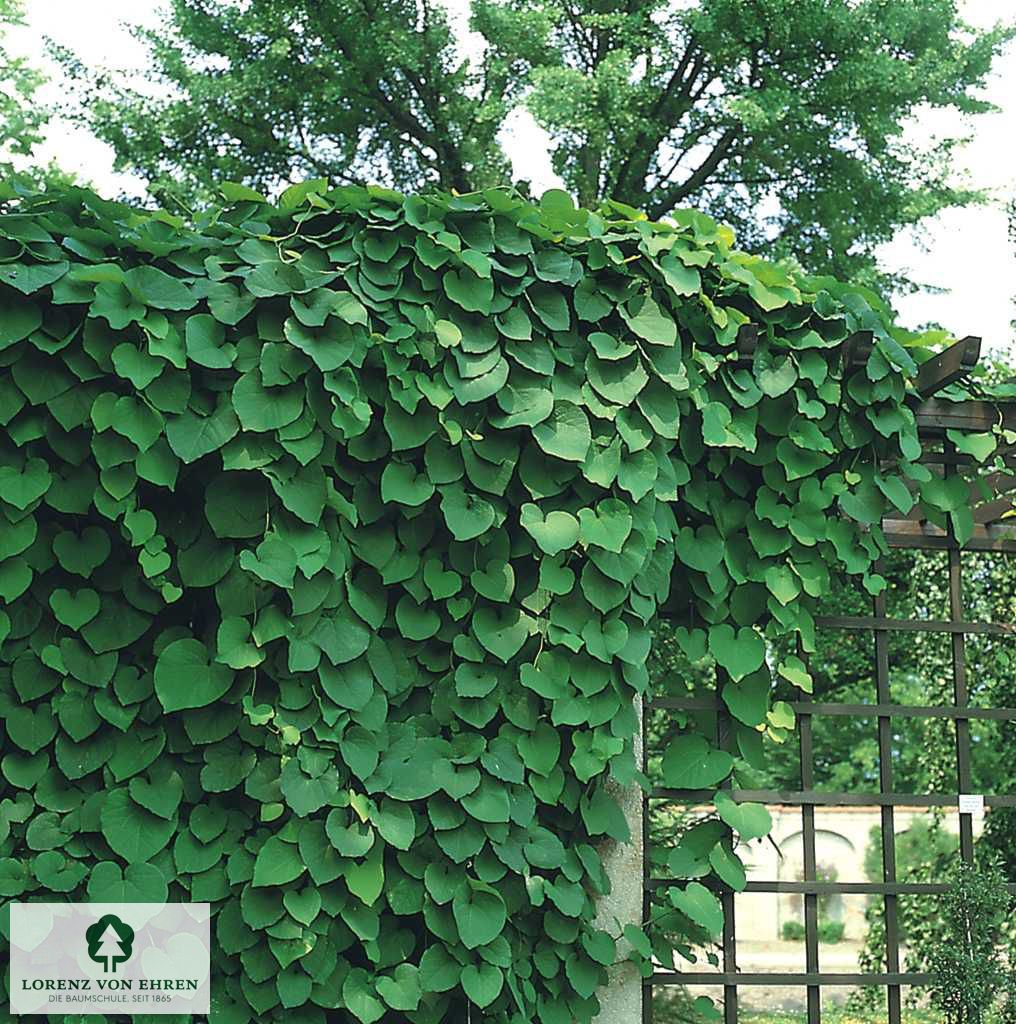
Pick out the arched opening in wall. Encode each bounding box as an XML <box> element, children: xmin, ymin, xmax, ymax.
<box><xmin>775</xmin><ymin>828</ymin><xmax>856</xmax><ymax>940</ymax></box>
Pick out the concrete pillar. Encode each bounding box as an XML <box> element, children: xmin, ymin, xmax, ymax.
<box><xmin>593</xmin><ymin>699</ymin><xmax>644</xmax><ymax>1023</ymax></box>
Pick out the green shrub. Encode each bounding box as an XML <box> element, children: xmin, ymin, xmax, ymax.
<box><xmin>929</xmin><ymin>860</ymin><xmax>1011</xmax><ymax>1023</ymax></box>
<box><xmin>779</xmin><ymin>918</ymin><xmax>843</xmax><ymax>943</ymax></box>
<box><xmin>818</xmin><ymin>920</ymin><xmax>845</xmax><ymax>944</ymax></box>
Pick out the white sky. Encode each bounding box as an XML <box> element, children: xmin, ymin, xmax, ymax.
<box><xmin>10</xmin><ymin>0</ymin><xmax>1016</xmax><ymax>352</ymax></box>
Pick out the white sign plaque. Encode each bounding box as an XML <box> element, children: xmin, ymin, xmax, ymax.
<box><xmin>958</xmin><ymin>794</ymin><xmax>985</xmax><ymax>815</ymax></box>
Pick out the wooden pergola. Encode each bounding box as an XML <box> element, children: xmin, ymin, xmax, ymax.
<box><xmin>646</xmin><ymin>335</ymin><xmax>1016</xmax><ymax>1023</ymax></box>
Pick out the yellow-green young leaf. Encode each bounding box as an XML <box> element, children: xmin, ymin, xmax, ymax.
<box><xmin>777</xmin><ymin>657</ymin><xmax>813</xmax><ymax>693</ymax></box>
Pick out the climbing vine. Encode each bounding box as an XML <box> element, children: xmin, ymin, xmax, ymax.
<box><xmin>0</xmin><ymin>179</ymin><xmax>1001</xmax><ymax>1022</ymax></box>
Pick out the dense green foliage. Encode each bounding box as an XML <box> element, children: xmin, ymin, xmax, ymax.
<box><xmin>0</xmin><ymin>0</ymin><xmax>52</xmax><ymax>183</ymax></box>
<box><xmin>57</xmin><ymin>0</ymin><xmax>1014</xmax><ymax>282</ymax></box>
<box><xmin>928</xmin><ymin>861</ymin><xmax>1014</xmax><ymax>1024</ymax></box>
<box><xmin>0</xmin><ymin>178</ymin><xmax>1005</xmax><ymax>1021</ymax></box>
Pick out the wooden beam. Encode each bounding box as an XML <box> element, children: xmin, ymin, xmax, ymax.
<box><xmin>841</xmin><ymin>330</ymin><xmax>872</xmax><ymax>370</ymax></box>
<box><xmin>882</xmin><ymin>518</ymin><xmax>1016</xmax><ymax>552</ymax></box>
<box><xmin>731</xmin><ymin>326</ymin><xmax>871</xmax><ymax>365</ymax></box>
<box><xmin>735</xmin><ymin>323</ymin><xmax>759</xmax><ymax>356</ymax></box>
<box><xmin>915</xmin><ymin>335</ymin><xmax>981</xmax><ymax>397</ymax></box>
<box><xmin>915</xmin><ymin>397</ymin><xmax>1016</xmax><ymax>434</ymax></box>
<box><xmin>973</xmin><ymin>495</ymin><xmax>1016</xmax><ymax>525</ymax></box>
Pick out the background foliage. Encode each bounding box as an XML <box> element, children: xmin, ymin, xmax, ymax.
<box><xmin>0</xmin><ymin>0</ymin><xmax>63</xmax><ymax>188</ymax></box>
<box><xmin>54</xmin><ymin>0</ymin><xmax>1015</xmax><ymax>285</ymax></box>
<box><xmin>0</xmin><ymin>177</ymin><xmax>1005</xmax><ymax>1022</ymax></box>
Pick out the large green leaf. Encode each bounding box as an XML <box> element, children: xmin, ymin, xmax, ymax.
<box><xmin>532</xmin><ymin>401</ymin><xmax>591</xmax><ymax>462</ymax></box>
<box><xmin>166</xmin><ymin>404</ymin><xmax>239</xmax><ymax>463</ymax></box>
<box><xmin>714</xmin><ymin>791</ymin><xmax>772</xmax><ymax>840</ymax></box>
<box><xmin>661</xmin><ymin>736</ymin><xmax>733</xmax><ymax>789</ymax></box>
<box><xmin>124</xmin><ymin>266</ymin><xmax>196</xmax><ymax>310</ymax></box>
<box><xmin>452</xmin><ymin>884</ymin><xmax>506</xmax><ymax>949</ymax></box>
<box><xmin>253</xmin><ymin>836</ymin><xmax>306</xmax><ymax>887</ymax></box>
<box><xmin>154</xmin><ymin>639</ymin><xmax>234</xmax><ymax>712</ymax></box>
<box><xmin>100</xmin><ymin>789</ymin><xmax>176</xmax><ymax>863</ymax></box>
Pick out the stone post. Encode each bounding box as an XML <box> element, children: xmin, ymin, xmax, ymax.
<box><xmin>592</xmin><ymin>698</ymin><xmax>645</xmax><ymax>1022</ymax></box>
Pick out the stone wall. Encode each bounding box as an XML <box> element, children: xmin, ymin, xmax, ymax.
<box><xmin>737</xmin><ymin>805</ymin><xmax>982</xmax><ymax>942</ymax></box>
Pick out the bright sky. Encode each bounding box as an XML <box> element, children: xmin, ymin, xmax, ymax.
<box><xmin>10</xmin><ymin>0</ymin><xmax>1016</xmax><ymax>352</ymax></box>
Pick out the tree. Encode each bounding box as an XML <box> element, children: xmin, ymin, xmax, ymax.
<box><xmin>59</xmin><ymin>0</ymin><xmax>1012</xmax><ymax>283</ymax></box>
<box><xmin>484</xmin><ymin>0</ymin><xmax>1014</xmax><ymax>283</ymax></box>
<box><xmin>54</xmin><ymin>0</ymin><xmax>517</xmax><ymax>209</ymax></box>
<box><xmin>0</xmin><ymin>0</ymin><xmax>49</xmax><ymax>179</ymax></box>
<box><xmin>927</xmin><ymin>860</ymin><xmax>1011</xmax><ymax>1024</ymax></box>
<box><xmin>95</xmin><ymin>925</ymin><xmax>126</xmax><ymax>973</ymax></box>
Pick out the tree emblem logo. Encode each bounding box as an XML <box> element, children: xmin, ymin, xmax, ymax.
<box><xmin>85</xmin><ymin>914</ymin><xmax>135</xmax><ymax>973</ymax></box>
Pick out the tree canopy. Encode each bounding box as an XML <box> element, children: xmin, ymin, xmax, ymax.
<box><xmin>0</xmin><ymin>0</ymin><xmax>48</xmax><ymax>179</ymax></box>
<box><xmin>59</xmin><ymin>0</ymin><xmax>1014</xmax><ymax>284</ymax></box>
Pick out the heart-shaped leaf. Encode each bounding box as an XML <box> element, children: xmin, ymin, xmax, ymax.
<box><xmin>470</xmin><ymin>560</ymin><xmax>515</xmax><ymax>602</ymax></box>
<box><xmin>420</xmin><ymin>559</ymin><xmax>459</xmax><ymax>603</ymax></box>
<box><xmin>239</xmin><ymin>536</ymin><xmax>297</xmax><ymax>588</ymax></box>
<box><xmin>5</xmin><ymin>706</ymin><xmax>58</xmax><ymax>755</ymax></box>
<box><xmin>577</xmin><ymin>498</ymin><xmax>633</xmax><ymax>553</ymax></box>
<box><xmin>669</xmin><ymin>881</ymin><xmax>723</xmax><ymax>935</ymax></box>
<box><xmin>539</xmin><ymin>556</ymin><xmax>576</xmax><ymax>595</ymax></box>
<box><xmin>676</xmin><ymin>525</ymin><xmax>724</xmax><ymax>573</ymax></box>
<box><xmin>395</xmin><ymin>595</ymin><xmax>441</xmax><ymax>641</ymax></box>
<box><xmin>375</xmin><ymin>964</ymin><xmax>421</xmax><ymax>1011</ymax></box>
<box><xmin>520</xmin><ymin>503</ymin><xmax>579</xmax><ymax>556</ymax></box>
<box><xmin>709</xmin><ymin>842</ymin><xmax>747</xmax><ymax>892</ymax></box>
<box><xmin>440</xmin><ymin>484</ymin><xmax>495</xmax><ymax>541</ymax></box>
<box><xmin>709</xmin><ymin>624</ymin><xmax>766</xmax><ymax>680</ymax></box>
<box><xmin>253</xmin><ymin>836</ymin><xmax>306</xmax><ymax>887</ymax></box>
<box><xmin>129</xmin><ymin>770</ymin><xmax>184</xmax><ymax>819</ymax></box>
<box><xmin>532</xmin><ymin>400</ymin><xmax>591</xmax><ymax>462</ymax></box>
<box><xmin>342</xmin><ymin>969</ymin><xmax>385</xmax><ymax>1024</ymax></box>
<box><xmin>453</xmin><ymin>883</ymin><xmax>506</xmax><ymax>949</ymax></box>
<box><xmin>381</xmin><ymin>462</ymin><xmax>435</xmax><ymax>506</ymax></box>
<box><xmin>283</xmin><ymin>887</ymin><xmax>322</xmax><ymax>925</ymax></box>
<box><xmin>87</xmin><ymin>860</ymin><xmax>168</xmax><ymax>902</ymax></box>
<box><xmin>52</xmin><ymin>526</ymin><xmax>111</xmax><ymax>577</ymax></box>
<box><xmin>461</xmin><ymin>962</ymin><xmax>504</xmax><ymax>1007</ymax></box>
<box><xmin>33</xmin><ymin>851</ymin><xmax>88</xmax><ymax>892</ymax></box>
<box><xmin>100</xmin><ymin>789</ymin><xmax>176</xmax><ymax>863</ymax></box>
<box><xmin>49</xmin><ymin>588</ymin><xmax>101</xmax><ymax>630</ymax></box>
<box><xmin>0</xmin><ymin>457</ymin><xmax>51</xmax><ymax>510</ymax></box>
<box><xmin>661</xmin><ymin>735</ymin><xmax>733</xmax><ymax>789</ymax></box>
<box><xmin>715</xmin><ymin>790</ymin><xmax>772</xmax><ymax>840</ymax></box>
<box><xmin>472</xmin><ymin>606</ymin><xmax>533</xmax><ymax>663</ymax></box>
<box><xmin>722</xmin><ymin>668</ymin><xmax>771</xmax><ymax>727</ymax></box>
<box><xmin>154</xmin><ymin>638</ymin><xmax>234</xmax><ymax>712</ymax></box>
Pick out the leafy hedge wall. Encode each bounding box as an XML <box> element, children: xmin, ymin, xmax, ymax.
<box><xmin>0</xmin><ymin>180</ymin><xmax>999</xmax><ymax>1023</ymax></box>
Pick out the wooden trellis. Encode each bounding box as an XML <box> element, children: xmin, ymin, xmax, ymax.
<box><xmin>644</xmin><ymin>337</ymin><xmax>1016</xmax><ymax>1023</ymax></box>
